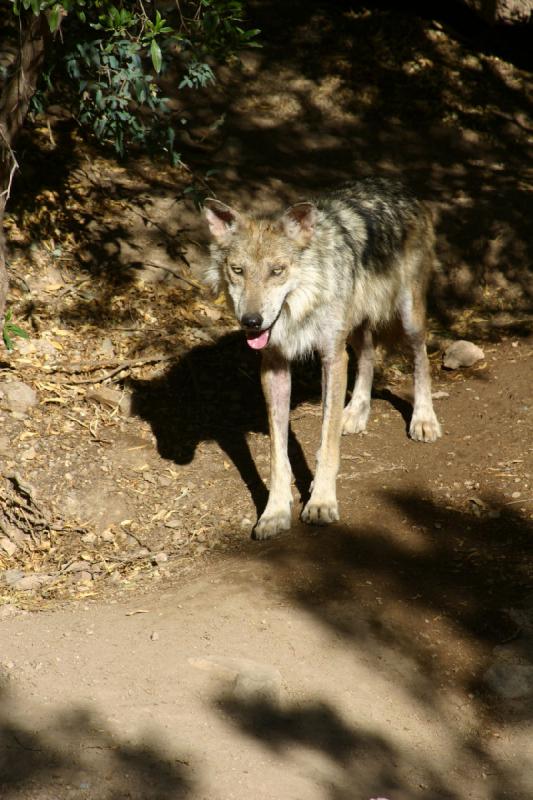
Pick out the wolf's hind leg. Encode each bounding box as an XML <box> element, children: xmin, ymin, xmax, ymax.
<box><xmin>400</xmin><ymin>287</ymin><xmax>442</xmax><ymax>443</ymax></box>
<box><xmin>342</xmin><ymin>325</ymin><xmax>374</xmax><ymax>435</ymax></box>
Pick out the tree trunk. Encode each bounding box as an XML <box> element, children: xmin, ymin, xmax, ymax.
<box><xmin>0</xmin><ymin>13</ymin><xmax>49</xmax><ymax>325</ymax></box>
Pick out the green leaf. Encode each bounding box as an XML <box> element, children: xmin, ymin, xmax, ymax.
<box><xmin>150</xmin><ymin>39</ymin><xmax>162</xmax><ymax>74</ymax></box>
<box><xmin>3</xmin><ymin>330</ymin><xmax>13</xmax><ymax>352</ymax></box>
<box><xmin>8</xmin><ymin>325</ymin><xmax>29</xmax><ymax>340</ymax></box>
<box><xmin>49</xmin><ymin>5</ymin><xmax>61</xmax><ymax>33</ymax></box>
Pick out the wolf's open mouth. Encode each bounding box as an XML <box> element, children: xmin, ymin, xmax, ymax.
<box><xmin>244</xmin><ymin>303</ymin><xmax>285</xmax><ymax>350</ymax></box>
<box><xmin>245</xmin><ymin>328</ymin><xmax>271</xmax><ymax>350</ymax></box>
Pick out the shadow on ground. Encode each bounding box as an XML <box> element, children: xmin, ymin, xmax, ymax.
<box><xmin>131</xmin><ymin>331</ymin><xmax>319</xmax><ymax>514</ymax></box>
<box><xmin>130</xmin><ymin>330</ymin><xmax>419</xmax><ymax>514</ymax></box>
<box><xmin>129</xmin><ymin>327</ymin><xmax>533</xmax><ymax>798</ymax></box>
<box><xmin>212</xmin><ymin>495</ymin><xmax>533</xmax><ymax>799</ymax></box>
<box><xmin>0</xmin><ymin>689</ymin><xmax>192</xmax><ymax>799</ymax></box>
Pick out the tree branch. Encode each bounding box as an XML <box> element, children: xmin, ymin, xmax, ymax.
<box><xmin>0</xmin><ymin>12</ymin><xmax>50</xmax><ymax>322</ymax></box>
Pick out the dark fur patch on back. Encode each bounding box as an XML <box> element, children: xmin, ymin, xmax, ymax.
<box><xmin>318</xmin><ymin>177</ymin><xmax>418</xmax><ymax>273</ymax></box>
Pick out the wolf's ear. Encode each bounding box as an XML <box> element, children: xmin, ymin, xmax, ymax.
<box><xmin>203</xmin><ymin>199</ymin><xmax>241</xmax><ymax>245</ymax></box>
<box><xmin>281</xmin><ymin>202</ymin><xmax>316</xmax><ymax>243</ymax></box>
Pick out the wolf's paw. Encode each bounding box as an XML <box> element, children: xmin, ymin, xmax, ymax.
<box><xmin>301</xmin><ymin>498</ymin><xmax>339</xmax><ymax>526</ymax></box>
<box><xmin>253</xmin><ymin>510</ymin><xmax>291</xmax><ymax>540</ymax></box>
<box><xmin>341</xmin><ymin>401</ymin><xmax>370</xmax><ymax>435</ymax></box>
<box><xmin>410</xmin><ymin>412</ymin><xmax>442</xmax><ymax>443</ymax></box>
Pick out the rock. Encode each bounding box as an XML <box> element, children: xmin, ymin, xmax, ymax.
<box><xmin>0</xmin><ymin>381</ymin><xmax>38</xmax><ymax>414</ymax></box>
<box><xmin>2</xmin><ymin>569</ymin><xmax>25</xmax><ymax>587</ymax></box>
<box><xmin>108</xmin><ymin>434</ymin><xmax>153</xmax><ymax>468</ymax></box>
<box><xmin>150</xmin><ymin>631</ymin><xmax>160</xmax><ymax>641</ymax></box>
<box><xmin>95</xmin><ymin>338</ymin><xmax>115</xmax><ymax>358</ymax></box>
<box><xmin>64</xmin><ymin>560</ymin><xmax>90</xmax><ymax>573</ymax></box>
<box><xmin>0</xmin><ymin>435</ymin><xmax>11</xmax><ymax>454</ymax></box>
<box><xmin>11</xmin><ymin>574</ymin><xmax>53</xmax><ymax>592</ymax></box>
<box><xmin>16</xmin><ymin>338</ymin><xmax>57</xmax><ymax>357</ymax></box>
<box><xmin>189</xmin><ymin>656</ymin><xmax>282</xmax><ymax>704</ymax></box>
<box><xmin>81</xmin><ymin>532</ymin><xmax>97</xmax><ymax>545</ymax></box>
<box><xmin>71</xmin><ymin>571</ymin><xmax>92</xmax><ymax>583</ymax></box>
<box><xmin>63</xmin><ymin>486</ymin><xmax>133</xmax><ymax>534</ymax></box>
<box><xmin>432</xmin><ymin>390</ymin><xmax>450</xmax><ymax>399</ymax></box>
<box><xmin>152</xmin><ymin>552</ymin><xmax>168</xmax><ymax>565</ymax></box>
<box><xmin>0</xmin><ymin>537</ymin><xmax>18</xmax><ymax>557</ymax></box>
<box><xmin>443</xmin><ymin>340</ymin><xmax>485</xmax><ymax>369</ymax></box>
<box><xmin>463</xmin><ymin>0</ymin><xmax>533</xmax><ymax>26</ymax></box>
<box><xmin>484</xmin><ymin>661</ymin><xmax>533</xmax><ymax>699</ymax></box>
<box><xmin>233</xmin><ymin>665</ymin><xmax>282</xmax><ymax>703</ymax></box>
<box><xmin>21</xmin><ymin>446</ymin><xmax>37</xmax><ymax>461</ymax></box>
<box><xmin>86</xmin><ymin>387</ymin><xmax>133</xmax><ymax>416</ymax></box>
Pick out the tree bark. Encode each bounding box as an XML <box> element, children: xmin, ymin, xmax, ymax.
<box><xmin>0</xmin><ymin>13</ymin><xmax>49</xmax><ymax>325</ymax></box>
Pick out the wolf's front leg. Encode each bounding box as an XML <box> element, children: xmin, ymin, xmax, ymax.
<box><xmin>253</xmin><ymin>354</ymin><xmax>293</xmax><ymax>540</ymax></box>
<box><xmin>302</xmin><ymin>346</ymin><xmax>348</xmax><ymax>525</ymax></box>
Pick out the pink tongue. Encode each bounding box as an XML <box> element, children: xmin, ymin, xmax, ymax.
<box><xmin>246</xmin><ymin>329</ymin><xmax>270</xmax><ymax>350</ymax></box>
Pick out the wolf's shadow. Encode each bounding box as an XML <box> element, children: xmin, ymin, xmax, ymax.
<box><xmin>130</xmin><ymin>333</ymin><xmax>319</xmax><ymax>515</ymax></box>
<box><xmin>130</xmin><ymin>332</ymin><xmax>414</xmax><ymax>519</ymax></box>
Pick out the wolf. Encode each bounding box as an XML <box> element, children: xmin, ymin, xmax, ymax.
<box><xmin>203</xmin><ymin>177</ymin><xmax>442</xmax><ymax>539</ymax></box>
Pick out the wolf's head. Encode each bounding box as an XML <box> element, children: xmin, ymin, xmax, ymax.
<box><xmin>203</xmin><ymin>199</ymin><xmax>316</xmax><ymax>350</ymax></box>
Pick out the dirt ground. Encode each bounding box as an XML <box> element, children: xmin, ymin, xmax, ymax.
<box><xmin>0</xmin><ymin>1</ymin><xmax>532</xmax><ymax>798</ymax></box>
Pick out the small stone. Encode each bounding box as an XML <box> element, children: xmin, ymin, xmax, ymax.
<box><xmin>189</xmin><ymin>656</ymin><xmax>282</xmax><ymax>704</ymax></box>
<box><xmin>72</xmin><ymin>571</ymin><xmax>92</xmax><ymax>583</ymax></box>
<box><xmin>96</xmin><ymin>338</ymin><xmax>115</xmax><ymax>358</ymax></box>
<box><xmin>0</xmin><ymin>381</ymin><xmax>38</xmax><ymax>414</ymax></box>
<box><xmin>11</xmin><ymin>574</ymin><xmax>51</xmax><ymax>592</ymax></box>
<box><xmin>443</xmin><ymin>340</ymin><xmax>485</xmax><ymax>369</ymax></box>
<box><xmin>2</xmin><ymin>569</ymin><xmax>25</xmax><ymax>587</ymax></box>
<box><xmin>0</xmin><ymin>435</ymin><xmax>11</xmax><ymax>454</ymax></box>
<box><xmin>15</xmin><ymin>339</ymin><xmax>36</xmax><ymax>355</ymax></box>
<box><xmin>233</xmin><ymin>665</ymin><xmax>282</xmax><ymax>703</ymax></box>
<box><xmin>34</xmin><ymin>339</ymin><xmax>58</xmax><ymax>356</ymax></box>
<box><xmin>81</xmin><ymin>532</ymin><xmax>97</xmax><ymax>545</ymax></box>
<box><xmin>152</xmin><ymin>552</ymin><xmax>168</xmax><ymax>565</ymax></box>
<box><xmin>150</xmin><ymin>631</ymin><xmax>160</xmax><ymax>641</ymax></box>
<box><xmin>432</xmin><ymin>390</ymin><xmax>450</xmax><ymax>399</ymax></box>
<box><xmin>63</xmin><ymin>487</ymin><xmax>133</xmax><ymax>534</ymax></box>
<box><xmin>65</xmin><ymin>561</ymin><xmax>89</xmax><ymax>573</ymax></box>
<box><xmin>240</xmin><ymin>517</ymin><xmax>253</xmax><ymax>530</ymax></box>
<box><xmin>484</xmin><ymin>662</ymin><xmax>533</xmax><ymax>699</ymax></box>
<box><xmin>86</xmin><ymin>387</ymin><xmax>132</xmax><ymax>416</ymax></box>
<box><xmin>21</xmin><ymin>446</ymin><xmax>37</xmax><ymax>461</ymax></box>
<box><xmin>100</xmin><ymin>528</ymin><xmax>115</xmax><ymax>542</ymax></box>
<box><xmin>0</xmin><ymin>537</ymin><xmax>18</xmax><ymax>557</ymax></box>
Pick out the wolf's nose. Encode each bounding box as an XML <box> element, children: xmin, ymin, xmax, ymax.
<box><xmin>241</xmin><ymin>313</ymin><xmax>263</xmax><ymax>330</ymax></box>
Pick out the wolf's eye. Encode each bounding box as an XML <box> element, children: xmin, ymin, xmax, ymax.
<box><xmin>230</xmin><ymin>266</ymin><xmax>243</xmax><ymax>275</ymax></box>
<box><xmin>270</xmin><ymin>265</ymin><xmax>286</xmax><ymax>277</ymax></box>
